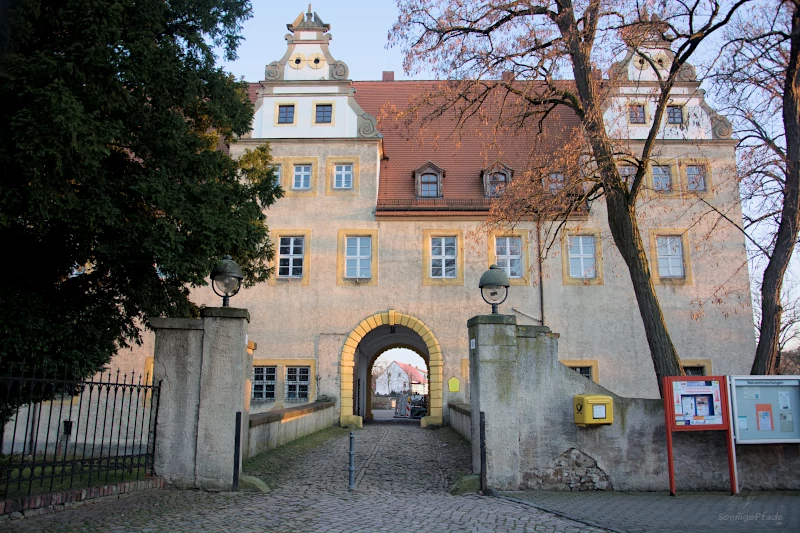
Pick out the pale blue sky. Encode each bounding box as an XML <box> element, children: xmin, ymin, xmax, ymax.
<box><xmin>220</xmin><ymin>1</ymin><xmax>420</xmax><ymax>82</ymax></box>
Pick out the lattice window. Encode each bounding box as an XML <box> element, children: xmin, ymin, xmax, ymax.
<box><xmin>430</xmin><ymin>237</ymin><xmax>457</xmax><ymax>278</ymax></box>
<box><xmin>278</xmin><ymin>237</ymin><xmax>304</xmax><ymax>278</ymax></box>
<box><xmin>252</xmin><ymin>366</ymin><xmax>276</xmax><ymax>401</ymax></box>
<box><xmin>345</xmin><ymin>236</ymin><xmax>371</xmax><ymax>279</ymax></box>
<box><xmin>286</xmin><ymin>366</ymin><xmax>310</xmax><ymax>402</ymax></box>
<box><xmin>568</xmin><ymin>236</ymin><xmax>597</xmax><ymax>279</ymax></box>
<box><xmin>656</xmin><ymin>236</ymin><xmax>684</xmax><ymax>278</ymax></box>
<box><xmin>278</xmin><ymin>105</ymin><xmax>295</xmax><ymax>124</ymax></box>
<box><xmin>495</xmin><ymin>237</ymin><xmax>522</xmax><ymax>278</ymax></box>
<box><xmin>652</xmin><ymin>165</ymin><xmax>672</xmax><ymax>192</ymax></box>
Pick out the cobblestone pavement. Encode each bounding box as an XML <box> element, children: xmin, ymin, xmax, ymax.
<box><xmin>501</xmin><ymin>489</ymin><xmax>800</xmax><ymax>533</ymax></box>
<box><xmin>3</xmin><ymin>423</ymin><xmax>609</xmax><ymax>532</ymax></box>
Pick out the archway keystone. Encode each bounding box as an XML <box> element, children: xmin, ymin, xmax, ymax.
<box><xmin>340</xmin><ymin>311</ymin><xmax>443</xmax><ymax>427</ymax></box>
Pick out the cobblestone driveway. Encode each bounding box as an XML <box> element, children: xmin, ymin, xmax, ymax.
<box><xmin>3</xmin><ymin>423</ymin><xmax>609</xmax><ymax>532</ymax></box>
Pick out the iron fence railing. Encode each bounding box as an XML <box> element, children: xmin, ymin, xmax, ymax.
<box><xmin>0</xmin><ymin>368</ymin><xmax>160</xmax><ymax>500</ymax></box>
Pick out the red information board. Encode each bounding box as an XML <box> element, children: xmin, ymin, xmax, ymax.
<box><xmin>663</xmin><ymin>376</ymin><xmax>736</xmax><ymax>495</ymax></box>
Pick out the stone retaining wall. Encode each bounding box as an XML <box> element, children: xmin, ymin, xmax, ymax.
<box><xmin>468</xmin><ymin>315</ymin><xmax>800</xmax><ymax>492</ymax></box>
<box><xmin>247</xmin><ymin>401</ymin><xmax>336</xmax><ymax>457</ymax></box>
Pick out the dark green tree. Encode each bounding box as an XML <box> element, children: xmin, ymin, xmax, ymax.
<box><xmin>0</xmin><ymin>0</ymin><xmax>282</xmax><ymax>406</ymax></box>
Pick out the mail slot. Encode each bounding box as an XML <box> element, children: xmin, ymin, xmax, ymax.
<box><xmin>574</xmin><ymin>394</ymin><xmax>613</xmax><ymax>427</ymax></box>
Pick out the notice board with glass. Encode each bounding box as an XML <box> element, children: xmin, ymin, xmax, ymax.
<box><xmin>730</xmin><ymin>376</ymin><xmax>800</xmax><ymax>444</ymax></box>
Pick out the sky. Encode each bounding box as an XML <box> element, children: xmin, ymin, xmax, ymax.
<box><xmin>374</xmin><ymin>348</ymin><xmax>427</xmax><ymax>370</ymax></box>
<box><xmin>219</xmin><ymin>1</ymin><xmax>421</xmax><ymax>82</ymax></box>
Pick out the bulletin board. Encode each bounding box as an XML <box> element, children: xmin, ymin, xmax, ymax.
<box><xmin>665</xmin><ymin>377</ymin><xmax>729</xmax><ymax>432</ymax></box>
<box><xmin>730</xmin><ymin>376</ymin><xmax>800</xmax><ymax>444</ymax></box>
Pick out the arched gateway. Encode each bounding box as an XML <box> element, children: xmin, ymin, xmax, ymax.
<box><xmin>339</xmin><ymin>310</ymin><xmax>443</xmax><ymax>427</ymax></box>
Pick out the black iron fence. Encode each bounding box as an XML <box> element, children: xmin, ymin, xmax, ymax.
<box><xmin>1</xmin><ymin>369</ymin><xmax>160</xmax><ymax>500</ymax></box>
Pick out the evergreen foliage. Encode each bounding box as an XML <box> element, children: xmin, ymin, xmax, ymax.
<box><xmin>0</xmin><ymin>0</ymin><xmax>282</xmax><ymax>393</ymax></box>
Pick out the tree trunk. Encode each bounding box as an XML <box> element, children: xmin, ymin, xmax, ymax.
<box><xmin>560</xmin><ymin>15</ymin><xmax>684</xmax><ymax>397</ymax></box>
<box><xmin>752</xmin><ymin>4</ymin><xmax>800</xmax><ymax>375</ymax></box>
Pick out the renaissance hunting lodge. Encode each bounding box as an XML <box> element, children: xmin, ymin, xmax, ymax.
<box><xmin>122</xmin><ymin>8</ymin><xmax>754</xmax><ymax>428</ymax></box>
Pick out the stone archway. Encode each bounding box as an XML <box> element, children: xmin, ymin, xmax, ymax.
<box><xmin>340</xmin><ymin>310</ymin><xmax>443</xmax><ymax>428</ymax></box>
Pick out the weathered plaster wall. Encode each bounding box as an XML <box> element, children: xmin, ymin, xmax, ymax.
<box><xmin>468</xmin><ymin>316</ymin><xmax>800</xmax><ymax>492</ymax></box>
<box><xmin>112</xmin><ymin>136</ymin><xmax>754</xmax><ymax>419</ymax></box>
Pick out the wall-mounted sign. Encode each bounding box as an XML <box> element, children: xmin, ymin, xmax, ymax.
<box><xmin>729</xmin><ymin>376</ymin><xmax>800</xmax><ymax>444</ymax></box>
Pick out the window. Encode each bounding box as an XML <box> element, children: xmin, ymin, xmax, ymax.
<box><xmin>488</xmin><ymin>173</ymin><xmax>507</xmax><ymax>197</ymax></box>
<box><xmin>278</xmin><ymin>236</ymin><xmax>304</xmax><ymax>278</ymax></box>
<box><xmin>278</xmin><ymin>105</ymin><xmax>295</xmax><ymax>124</ymax></box>
<box><xmin>686</xmin><ymin>165</ymin><xmax>707</xmax><ymax>191</ymax></box>
<box><xmin>252</xmin><ymin>366</ymin><xmax>276</xmax><ymax>401</ymax></box>
<box><xmin>545</xmin><ymin>172</ymin><xmax>566</xmax><ymax>194</ymax></box>
<box><xmin>495</xmin><ymin>237</ymin><xmax>522</xmax><ymax>278</ymax></box>
<box><xmin>667</xmin><ymin>106</ymin><xmax>683</xmax><ymax>124</ymax></box>
<box><xmin>293</xmin><ymin>164</ymin><xmax>312</xmax><ymax>189</ymax></box>
<box><xmin>286</xmin><ymin>366</ymin><xmax>310</xmax><ymax>402</ymax></box>
<box><xmin>568</xmin><ymin>235</ymin><xmax>597</xmax><ymax>279</ymax></box>
<box><xmin>420</xmin><ymin>173</ymin><xmax>439</xmax><ymax>197</ymax></box>
<box><xmin>629</xmin><ymin>104</ymin><xmax>646</xmax><ymax>124</ymax></box>
<box><xmin>572</xmin><ymin>366</ymin><xmax>593</xmax><ymax>380</ymax></box>
<box><xmin>334</xmin><ymin>164</ymin><xmax>353</xmax><ymax>189</ymax></box>
<box><xmin>315</xmin><ymin>104</ymin><xmax>332</xmax><ymax>124</ymax></box>
<box><xmin>345</xmin><ymin>236</ymin><xmax>371</xmax><ymax>279</ymax></box>
<box><xmin>271</xmin><ymin>164</ymin><xmax>282</xmax><ymax>186</ymax></box>
<box><xmin>683</xmin><ymin>366</ymin><xmax>706</xmax><ymax>376</ymax></box>
<box><xmin>619</xmin><ymin>165</ymin><xmax>637</xmax><ymax>190</ymax></box>
<box><xmin>652</xmin><ymin>165</ymin><xmax>672</xmax><ymax>192</ymax></box>
<box><xmin>656</xmin><ymin>235</ymin><xmax>684</xmax><ymax>278</ymax></box>
<box><xmin>430</xmin><ymin>236</ymin><xmax>457</xmax><ymax>278</ymax></box>
<box><xmin>414</xmin><ymin>162</ymin><xmax>445</xmax><ymax>199</ymax></box>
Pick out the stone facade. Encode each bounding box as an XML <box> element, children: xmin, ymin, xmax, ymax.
<box><xmin>115</xmin><ymin>8</ymin><xmax>755</xmax><ymax>429</ymax></box>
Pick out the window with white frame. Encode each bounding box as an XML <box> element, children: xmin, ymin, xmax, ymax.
<box><xmin>652</xmin><ymin>165</ymin><xmax>672</xmax><ymax>192</ymax></box>
<box><xmin>544</xmin><ymin>172</ymin><xmax>565</xmax><ymax>194</ymax></box>
<box><xmin>278</xmin><ymin>236</ymin><xmax>304</xmax><ymax>278</ymax></box>
<box><xmin>271</xmin><ymin>164</ymin><xmax>282</xmax><ymax>186</ymax></box>
<box><xmin>430</xmin><ymin>236</ymin><xmax>457</xmax><ymax>278</ymax></box>
<box><xmin>286</xmin><ymin>366</ymin><xmax>310</xmax><ymax>401</ymax></box>
<box><xmin>293</xmin><ymin>164</ymin><xmax>312</xmax><ymax>189</ymax></box>
<box><xmin>252</xmin><ymin>366</ymin><xmax>276</xmax><ymax>401</ymax></box>
<box><xmin>568</xmin><ymin>235</ymin><xmax>597</xmax><ymax>279</ymax></box>
<box><xmin>345</xmin><ymin>236</ymin><xmax>371</xmax><ymax>279</ymax></box>
<box><xmin>334</xmin><ymin>164</ymin><xmax>353</xmax><ymax>189</ymax></box>
<box><xmin>656</xmin><ymin>235</ymin><xmax>685</xmax><ymax>278</ymax></box>
<box><xmin>495</xmin><ymin>236</ymin><xmax>522</xmax><ymax>278</ymax></box>
<box><xmin>686</xmin><ymin>165</ymin><xmax>707</xmax><ymax>191</ymax></box>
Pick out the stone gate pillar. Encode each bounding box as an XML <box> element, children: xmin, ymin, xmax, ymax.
<box><xmin>150</xmin><ymin>307</ymin><xmax>250</xmax><ymax>491</ymax></box>
<box><xmin>468</xmin><ymin>314</ymin><xmax>521</xmax><ymax>490</ymax></box>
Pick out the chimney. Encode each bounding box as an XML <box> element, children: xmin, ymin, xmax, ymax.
<box><xmin>501</xmin><ymin>70</ymin><xmax>515</xmax><ymax>83</ymax></box>
<box><xmin>382</xmin><ymin>71</ymin><xmax>395</xmax><ymax>82</ymax></box>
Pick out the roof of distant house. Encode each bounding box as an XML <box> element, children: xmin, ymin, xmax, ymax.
<box><xmin>394</xmin><ymin>361</ymin><xmax>428</xmax><ymax>385</ymax></box>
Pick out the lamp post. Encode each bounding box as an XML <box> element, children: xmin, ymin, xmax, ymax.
<box><xmin>479</xmin><ymin>264</ymin><xmax>510</xmax><ymax>314</ymax></box>
<box><xmin>210</xmin><ymin>255</ymin><xmax>244</xmax><ymax>307</ymax></box>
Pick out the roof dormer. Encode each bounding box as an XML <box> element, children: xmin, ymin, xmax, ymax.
<box><xmin>414</xmin><ymin>162</ymin><xmax>445</xmax><ymax>198</ymax></box>
<box><xmin>482</xmin><ymin>162</ymin><xmax>514</xmax><ymax>198</ymax></box>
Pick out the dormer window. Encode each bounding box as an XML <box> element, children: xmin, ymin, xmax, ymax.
<box><xmin>413</xmin><ymin>162</ymin><xmax>445</xmax><ymax>198</ymax></box>
<box><xmin>482</xmin><ymin>163</ymin><xmax>514</xmax><ymax>198</ymax></box>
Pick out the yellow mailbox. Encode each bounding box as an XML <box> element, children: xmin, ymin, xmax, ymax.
<box><xmin>574</xmin><ymin>394</ymin><xmax>613</xmax><ymax>427</ymax></box>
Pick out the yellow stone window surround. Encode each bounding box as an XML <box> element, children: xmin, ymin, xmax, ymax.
<box><xmin>336</xmin><ymin>228</ymin><xmax>379</xmax><ymax>286</ymax></box>
<box><xmin>325</xmin><ymin>156</ymin><xmax>360</xmax><ymax>196</ymax></box>
<box><xmin>422</xmin><ymin>229</ymin><xmax>465</xmax><ymax>286</ymax></box>
<box><xmin>269</xmin><ymin>228</ymin><xmax>312</xmax><ymax>286</ymax></box>
<box><xmin>649</xmin><ymin>228</ymin><xmax>693</xmax><ymax>285</ymax></box>
<box><xmin>560</xmin><ymin>359</ymin><xmax>600</xmax><ymax>384</ymax></box>
<box><xmin>487</xmin><ymin>229</ymin><xmax>530</xmax><ymax>286</ymax></box>
<box><xmin>561</xmin><ymin>228</ymin><xmax>604</xmax><ymax>286</ymax></box>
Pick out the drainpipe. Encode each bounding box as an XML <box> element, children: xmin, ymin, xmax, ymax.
<box><xmin>537</xmin><ymin>221</ymin><xmax>545</xmax><ymax>326</ymax></box>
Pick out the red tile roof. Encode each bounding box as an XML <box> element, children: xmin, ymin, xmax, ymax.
<box><xmin>395</xmin><ymin>362</ymin><xmax>428</xmax><ymax>385</ymax></box>
<box><xmin>352</xmin><ymin>81</ymin><xmax>582</xmax><ymax>206</ymax></box>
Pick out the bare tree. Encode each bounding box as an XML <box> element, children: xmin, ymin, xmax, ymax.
<box><xmin>711</xmin><ymin>0</ymin><xmax>800</xmax><ymax>374</ymax></box>
<box><xmin>390</xmin><ymin>0</ymin><xmax>751</xmax><ymax>396</ymax></box>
